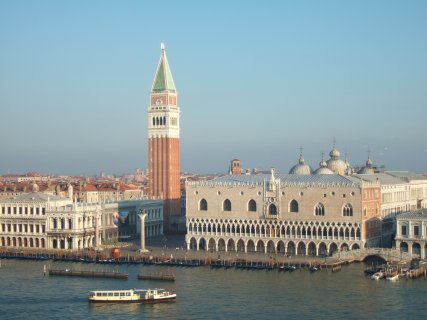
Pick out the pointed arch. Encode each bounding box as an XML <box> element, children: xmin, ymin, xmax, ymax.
<box><xmin>297</xmin><ymin>241</ymin><xmax>306</xmax><ymax>255</ymax></box>
<box><xmin>318</xmin><ymin>242</ymin><xmax>327</xmax><ymax>256</ymax></box>
<box><xmin>268</xmin><ymin>203</ymin><xmax>277</xmax><ymax>215</ymax></box>
<box><xmin>308</xmin><ymin>242</ymin><xmax>316</xmax><ymax>255</ymax></box>
<box><xmin>314</xmin><ymin>203</ymin><xmax>325</xmax><ymax>216</ymax></box>
<box><xmin>247</xmin><ymin>239</ymin><xmax>255</xmax><ymax>252</ymax></box>
<box><xmin>208</xmin><ymin>238</ymin><xmax>216</xmax><ymax>250</ymax></box>
<box><xmin>223</xmin><ymin>199</ymin><xmax>231</xmax><ymax>211</ymax></box>
<box><xmin>289</xmin><ymin>200</ymin><xmax>299</xmax><ymax>213</ymax></box>
<box><xmin>277</xmin><ymin>240</ymin><xmax>286</xmax><ymax>253</ymax></box>
<box><xmin>287</xmin><ymin>241</ymin><xmax>296</xmax><ymax>255</ymax></box>
<box><xmin>343</xmin><ymin>203</ymin><xmax>353</xmax><ymax>216</ymax></box>
<box><xmin>256</xmin><ymin>240</ymin><xmax>265</xmax><ymax>253</ymax></box>
<box><xmin>248</xmin><ymin>199</ymin><xmax>257</xmax><ymax>212</ymax></box>
<box><xmin>267</xmin><ymin>240</ymin><xmax>275</xmax><ymax>253</ymax></box>
<box><xmin>218</xmin><ymin>238</ymin><xmax>226</xmax><ymax>251</ymax></box>
<box><xmin>199</xmin><ymin>199</ymin><xmax>208</xmax><ymax>211</ymax></box>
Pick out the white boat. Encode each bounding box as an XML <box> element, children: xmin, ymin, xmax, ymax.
<box><xmin>88</xmin><ymin>288</ymin><xmax>176</xmax><ymax>303</ymax></box>
<box><xmin>386</xmin><ymin>274</ymin><xmax>399</xmax><ymax>281</ymax></box>
<box><xmin>371</xmin><ymin>272</ymin><xmax>384</xmax><ymax>280</ymax></box>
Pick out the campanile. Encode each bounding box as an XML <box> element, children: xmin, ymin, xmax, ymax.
<box><xmin>148</xmin><ymin>43</ymin><xmax>181</xmax><ymax>232</ymax></box>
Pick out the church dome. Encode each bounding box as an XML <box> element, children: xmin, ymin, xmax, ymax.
<box><xmin>314</xmin><ymin>153</ymin><xmax>334</xmax><ymax>175</ymax></box>
<box><xmin>289</xmin><ymin>153</ymin><xmax>312</xmax><ymax>175</ymax></box>
<box><xmin>329</xmin><ymin>146</ymin><xmax>340</xmax><ymax>159</ymax></box>
<box><xmin>357</xmin><ymin>156</ymin><xmax>375</xmax><ymax>174</ymax></box>
<box><xmin>314</xmin><ymin>167</ymin><xmax>334</xmax><ymax>175</ymax></box>
<box><xmin>326</xmin><ymin>145</ymin><xmax>348</xmax><ymax>175</ymax></box>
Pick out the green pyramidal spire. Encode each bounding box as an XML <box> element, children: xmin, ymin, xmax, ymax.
<box><xmin>151</xmin><ymin>43</ymin><xmax>176</xmax><ymax>92</ymax></box>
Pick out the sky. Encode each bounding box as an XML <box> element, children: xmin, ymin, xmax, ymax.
<box><xmin>1</xmin><ymin>0</ymin><xmax>426</xmax><ymax>175</ymax></box>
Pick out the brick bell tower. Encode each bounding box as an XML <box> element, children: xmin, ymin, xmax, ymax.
<box><xmin>148</xmin><ymin>43</ymin><xmax>181</xmax><ymax>233</ymax></box>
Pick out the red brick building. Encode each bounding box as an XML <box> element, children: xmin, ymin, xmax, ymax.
<box><xmin>147</xmin><ymin>43</ymin><xmax>181</xmax><ymax>232</ymax></box>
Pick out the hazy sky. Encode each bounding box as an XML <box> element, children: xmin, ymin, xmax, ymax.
<box><xmin>1</xmin><ymin>1</ymin><xmax>426</xmax><ymax>175</ymax></box>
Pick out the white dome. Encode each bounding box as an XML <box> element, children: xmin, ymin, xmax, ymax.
<box><xmin>358</xmin><ymin>166</ymin><xmax>374</xmax><ymax>174</ymax></box>
<box><xmin>315</xmin><ymin>153</ymin><xmax>334</xmax><ymax>174</ymax></box>
<box><xmin>357</xmin><ymin>156</ymin><xmax>374</xmax><ymax>174</ymax></box>
<box><xmin>289</xmin><ymin>154</ymin><xmax>312</xmax><ymax>175</ymax></box>
<box><xmin>314</xmin><ymin>167</ymin><xmax>334</xmax><ymax>175</ymax></box>
<box><xmin>327</xmin><ymin>159</ymin><xmax>348</xmax><ymax>175</ymax></box>
<box><xmin>326</xmin><ymin>145</ymin><xmax>348</xmax><ymax>175</ymax></box>
<box><xmin>329</xmin><ymin>146</ymin><xmax>340</xmax><ymax>159</ymax></box>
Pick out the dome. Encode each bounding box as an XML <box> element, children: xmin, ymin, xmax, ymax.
<box><xmin>314</xmin><ymin>167</ymin><xmax>334</xmax><ymax>175</ymax></box>
<box><xmin>289</xmin><ymin>153</ymin><xmax>312</xmax><ymax>175</ymax></box>
<box><xmin>358</xmin><ymin>166</ymin><xmax>374</xmax><ymax>174</ymax></box>
<box><xmin>357</xmin><ymin>156</ymin><xmax>374</xmax><ymax>174</ymax></box>
<box><xmin>329</xmin><ymin>146</ymin><xmax>340</xmax><ymax>159</ymax></box>
<box><xmin>327</xmin><ymin>159</ymin><xmax>348</xmax><ymax>175</ymax></box>
<box><xmin>326</xmin><ymin>145</ymin><xmax>348</xmax><ymax>175</ymax></box>
<box><xmin>314</xmin><ymin>153</ymin><xmax>334</xmax><ymax>175</ymax></box>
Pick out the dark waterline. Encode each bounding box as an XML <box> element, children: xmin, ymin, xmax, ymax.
<box><xmin>0</xmin><ymin>259</ymin><xmax>426</xmax><ymax>320</ymax></box>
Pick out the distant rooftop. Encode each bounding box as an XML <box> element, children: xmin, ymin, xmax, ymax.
<box><xmin>0</xmin><ymin>192</ymin><xmax>66</xmax><ymax>203</ymax></box>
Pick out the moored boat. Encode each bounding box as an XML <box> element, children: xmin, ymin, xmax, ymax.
<box><xmin>386</xmin><ymin>274</ymin><xmax>399</xmax><ymax>281</ymax></box>
<box><xmin>371</xmin><ymin>272</ymin><xmax>384</xmax><ymax>280</ymax></box>
<box><xmin>88</xmin><ymin>288</ymin><xmax>176</xmax><ymax>303</ymax></box>
<box><xmin>309</xmin><ymin>265</ymin><xmax>321</xmax><ymax>272</ymax></box>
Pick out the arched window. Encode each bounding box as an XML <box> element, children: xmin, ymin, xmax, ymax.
<box><xmin>163</xmin><ymin>116</ymin><xmax>166</xmax><ymax>126</ymax></box>
<box><xmin>199</xmin><ymin>199</ymin><xmax>208</xmax><ymax>211</ymax></box>
<box><xmin>248</xmin><ymin>199</ymin><xmax>257</xmax><ymax>212</ymax></box>
<box><xmin>152</xmin><ymin>117</ymin><xmax>155</xmax><ymax>126</ymax></box>
<box><xmin>343</xmin><ymin>203</ymin><xmax>353</xmax><ymax>216</ymax></box>
<box><xmin>223</xmin><ymin>199</ymin><xmax>231</xmax><ymax>211</ymax></box>
<box><xmin>156</xmin><ymin>117</ymin><xmax>159</xmax><ymax>125</ymax></box>
<box><xmin>315</xmin><ymin>203</ymin><xmax>325</xmax><ymax>216</ymax></box>
<box><xmin>269</xmin><ymin>204</ymin><xmax>277</xmax><ymax>215</ymax></box>
<box><xmin>290</xmin><ymin>200</ymin><xmax>299</xmax><ymax>213</ymax></box>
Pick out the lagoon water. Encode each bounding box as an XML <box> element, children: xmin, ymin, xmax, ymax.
<box><xmin>0</xmin><ymin>259</ymin><xmax>426</xmax><ymax>319</ymax></box>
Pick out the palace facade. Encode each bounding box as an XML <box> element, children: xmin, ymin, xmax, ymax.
<box><xmin>186</xmin><ymin>145</ymin><xmax>427</xmax><ymax>255</ymax></box>
<box><xmin>395</xmin><ymin>209</ymin><xmax>427</xmax><ymax>259</ymax></box>
<box><xmin>186</xmin><ymin>168</ymin><xmax>382</xmax><ymax>256</ymax></box>
<box><xmin>0</xmin><ymin>184</ymin><xmax>163</xmax><ymax>250</ymax></box>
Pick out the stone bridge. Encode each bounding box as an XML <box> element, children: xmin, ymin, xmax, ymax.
<box><xmin>332</xmin><ymin>248</ymin><xmax>419</xmax><ymax>262</ymax></box>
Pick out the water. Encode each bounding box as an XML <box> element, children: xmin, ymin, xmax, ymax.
<box><xmin>0</xmin><ymin>259</ymin><xmax>425</xmax><ymax>319</ymax></box>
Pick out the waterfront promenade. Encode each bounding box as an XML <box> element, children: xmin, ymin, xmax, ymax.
<box><xmin>0</xmin><ymin>234</ymin><xmax>339</xmax><ymax>268</ymax></box>
<box><xmin>120</xmin><ymin>235</ymin><xmax>338</xmax><ymax>267</ymax></box>
<box><xmin>1</xmin><ymin>235</ymin><xmax>422</xmax><ymax>270</ymax></box>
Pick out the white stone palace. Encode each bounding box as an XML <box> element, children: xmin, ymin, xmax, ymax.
<box><xmin>185</xmin><ymin>146</ymin><xmax>427</xmax><ymax>256</ymax></box>
<box><xmin>186</xmin><ymin>169</ymin><xmax>381</xmax><ymax>255</ymax></box>
<box><xmin>0</xmin><ymin>183</ymin><xmax>163</xmax><ymax>250</ymax></box>
<box><xmin>395</xmin><ymin>209</ymin><xmax>427</xmax><ymax>259</ymax></box>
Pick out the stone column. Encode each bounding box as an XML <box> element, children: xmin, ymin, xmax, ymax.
<box><xmin>138</xmin><ymin>213</ymin><xmax>149</xmax><ymax>252</ymax></box>
<box><xmin>95</xmin><ymin>211</ymin><xmax>100</xmax><ymax>248</ymax></box>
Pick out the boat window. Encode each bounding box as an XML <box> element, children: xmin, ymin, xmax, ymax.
<box><xmin>114</xmin><ymin>292</ymin><xmax>119</xmax><ymax>296</ymax></box>
<box><xmin>108</xmin><ymin>293</ymin><xmax>114</xmax><ymax>296</ymax></box>
<box><xmin>126</xmin><ymin>292</ymin><xmax>131</xmax><ymax>296</ymax></box>
<box><xmin>102</xmin><ymin>293</ymin><xmax>108</xmax><ymax>296</ymax></box>
<box><xmin>120</xmin><ymin>293</ymin><xmax>125</xmax><ymax>296</ymax></box>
